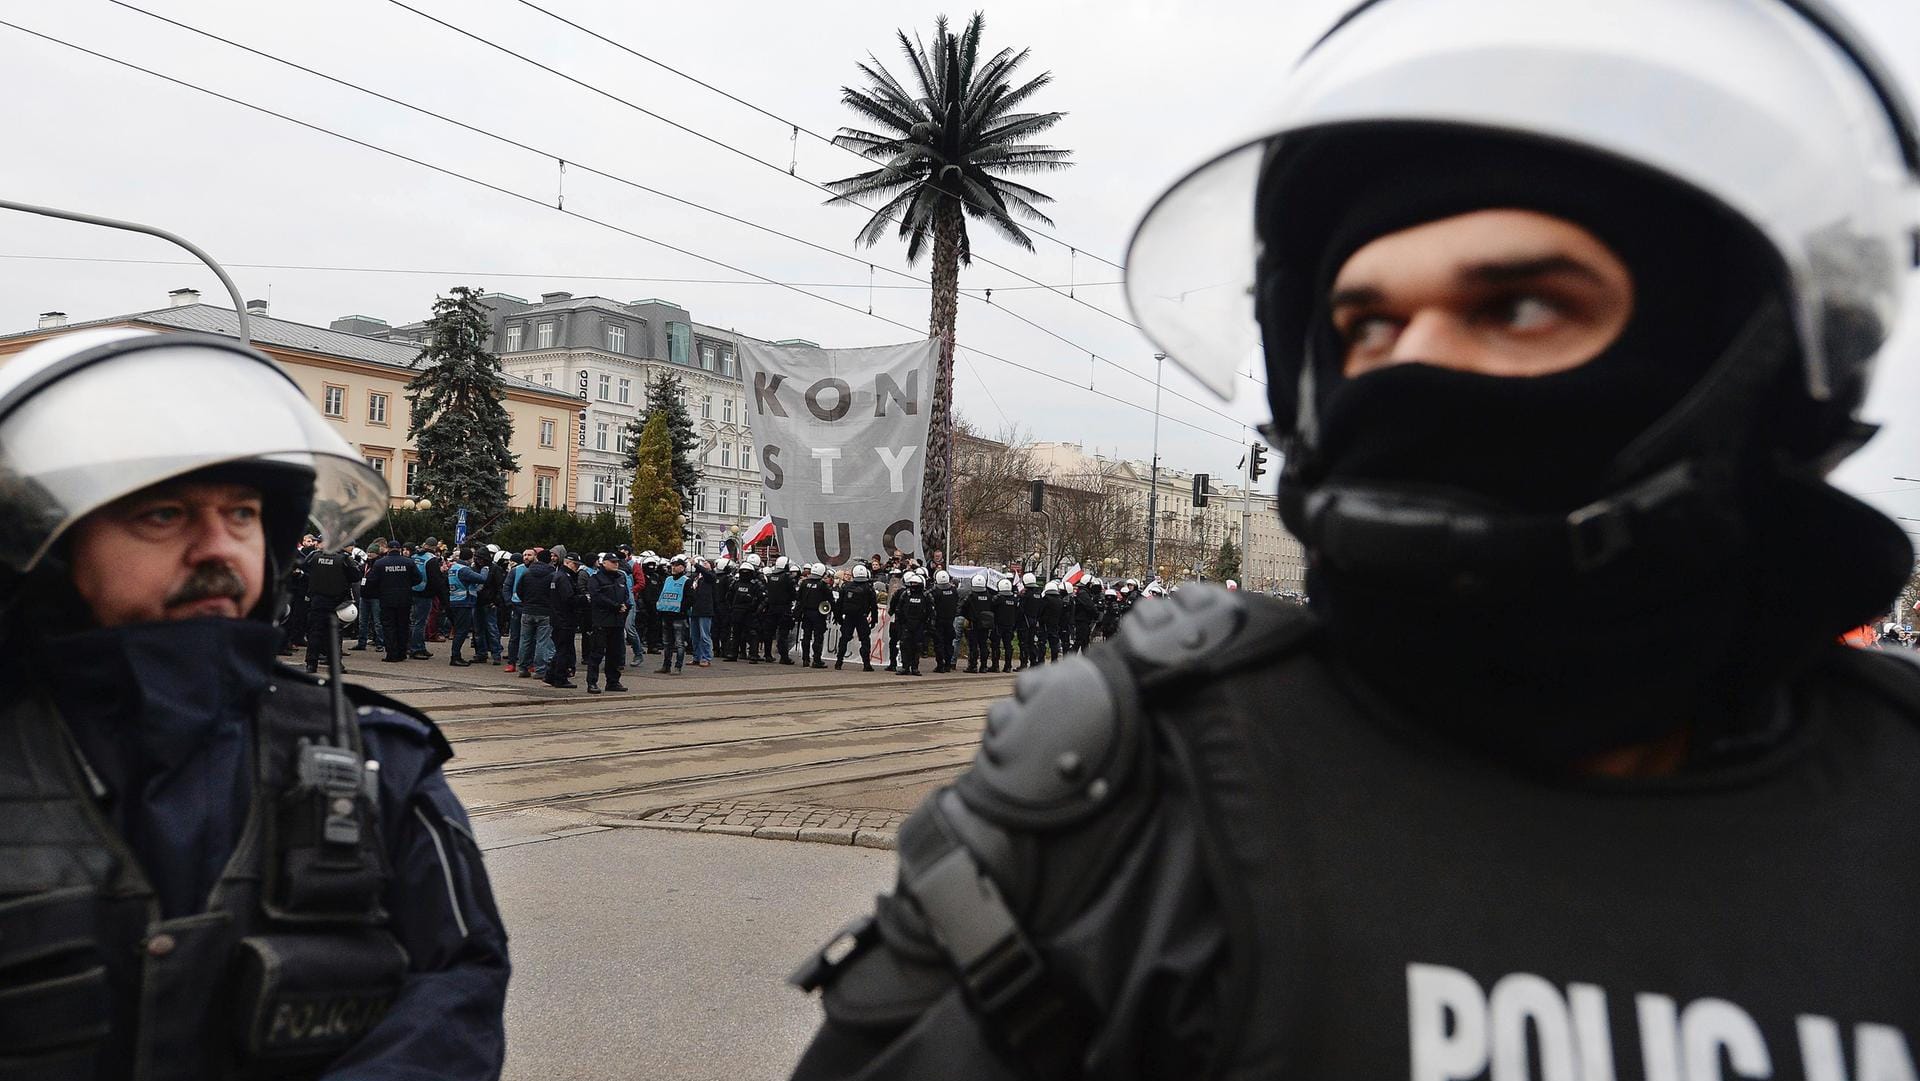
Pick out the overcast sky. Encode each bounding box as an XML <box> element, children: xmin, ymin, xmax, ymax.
<box><xmin>3</xmin><ymin>0</ymin><xmax>1918</xmax><ymax>536</ymax></box>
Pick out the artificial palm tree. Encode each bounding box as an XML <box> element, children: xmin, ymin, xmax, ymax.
<box><xmin>825</xmin><ymin>12</ymin><xmax>1070</xmax><ymax>558</ymax></box>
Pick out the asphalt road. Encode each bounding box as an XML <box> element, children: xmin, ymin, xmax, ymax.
<box><xmin>347</xmin><ymin>646</ymin><xmax>1005</xmax><ymax>1079</ymax></box>
<box><xmin>475</xmin><ymin>820</ymin><xmax>893</xmax><ymax>1081</ymax></box>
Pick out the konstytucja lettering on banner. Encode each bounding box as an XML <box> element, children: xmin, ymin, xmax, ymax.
<box><xmin>739</xmin><ymin>338</ymin><xmax>938</xmax><ymax>565</ymax></box>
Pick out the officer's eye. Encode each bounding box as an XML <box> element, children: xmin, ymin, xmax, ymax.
<box><xmin>1480</xmin><ymin>294</ymin><xmax>1564</xmax><ymax>333</ymax></box>
<box><xmin>228</xmin><ymin>504</ymin><xmax>262</xmax><ymax>525</ymax></box>
<box><xmin>1339</xmin><ymin>314</ymin><xmax>1402</xmax><ymax>354</ymax></box>
<box><xmin>135</xmin><ymin>505</ymin><xmax>185</xmax><ymax>527</ymax></box>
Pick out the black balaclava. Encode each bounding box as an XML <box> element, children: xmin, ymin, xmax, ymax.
<box><xmin>1256</xmin><ymin>127</ymin><xmax>1911</xmax><ymax>768</ymax></box>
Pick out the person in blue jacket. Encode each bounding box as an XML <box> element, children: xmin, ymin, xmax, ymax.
<box><xmin>0</xmin><ymin>328</ymin><xmax>509</xmax><ymax>1081</ymax></box>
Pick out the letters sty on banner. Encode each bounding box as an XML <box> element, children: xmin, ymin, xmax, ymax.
<box><xmin>739</xmin><ymin>337</ymin><xmax>937</xmax><ymax>565</ymax></box>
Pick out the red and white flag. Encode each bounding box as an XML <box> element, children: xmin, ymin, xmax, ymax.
<box><xmin>743</xmin><ymin>515</ymin><xmax>776</xmax><ymax>548</ymax></box>
<box><xmin>1062</xmin><ymin>563</ymin><xmax>1087</xmax><ymax>586</ymax></box>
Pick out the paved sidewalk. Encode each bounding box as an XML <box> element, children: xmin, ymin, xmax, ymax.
<box><xmin>629</xmin><ymin>800</ymin><xmax>908</xmax><ymax>848</ymax></box>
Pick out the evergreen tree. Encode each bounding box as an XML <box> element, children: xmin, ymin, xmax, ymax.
<box><xmin>405</xmin><ymin>286</ymin><xmax>517</xmax><ymax>520</ymax></box>
<box><xmin>621</xmin><ymin>371</ymin><xmax>700</xmax><ymax>509</ymax></box>
<box><xmin>628</xmin><ymin>412</ymin><xmax>684</xmax><ymax>553</ymax></box>
<box><xmin>1212</xmin><ymin>536</ymin><xmax>1241</xmax><ymax>582</ymax></box>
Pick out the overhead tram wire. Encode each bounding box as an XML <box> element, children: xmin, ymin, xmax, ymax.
<box><xmin>97</xmin><ymin>1</ymin><xmax>1258</xmax><ymax>427</ymax></box>
<box><xmin>0</xmin><ymin>19</ymin><xmax>1246</xmax><ymax>448</ymax></box>
<box><xmin>498</xmin><ymin>0</ymin><xmax>1126</xmax><ymax>272</ymax></box>
<box><xmin>0</xmin><ymin>253</ymin><xmax>1119</xmax><ymax>293</ymax></box>
<box><xmin>375</xmin><ymin>0</ymin><xmax>1146</xmax><ymax>335</ymax></box>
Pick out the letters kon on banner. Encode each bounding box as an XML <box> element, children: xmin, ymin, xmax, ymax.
<box><xmin>739</xmin><ymin>338</ymin><xmax>937</xmax><ymax>565</ymax></box>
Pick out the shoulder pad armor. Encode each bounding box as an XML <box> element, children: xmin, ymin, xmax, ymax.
<box><xmin>1114</xmin><ymin>584</ymin><xmax>1315</xmax><ymax>689</ymax></box>
<box><xmin>1832</xmin><ymin>643</ymin><xmax>1920</xmax><ymax>722</ymax></box>
<box><xmin>344</xmin><ymin>682</ymin><xmax>454</xmax><ymax>765</ymax></box>
<box><xmin>955</xmin><ymin>653</ymin><xmax>1148</xmax><ymax>832</ymax></box>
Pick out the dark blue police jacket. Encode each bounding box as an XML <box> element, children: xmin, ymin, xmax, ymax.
<box><xmin>35</xmin><ymin>617</ymin><xmax>509</xmax><ymax>1080</ymax></box>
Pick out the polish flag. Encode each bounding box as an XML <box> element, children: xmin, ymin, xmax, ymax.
<box><xmin>1062</xmin><ymin>564</ymin><xmax>1086</xmax><ymax>586</ymax></box>
<box><xmin>743</xmin><ymin>515</ymin><xmax>776</xmax><ymax>548</ymax></box>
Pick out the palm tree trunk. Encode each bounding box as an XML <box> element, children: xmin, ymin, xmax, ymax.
<box><xmin>922</xmin><ymin>201</ymin><xmax>962</xmax><ymax>559</ymax></box>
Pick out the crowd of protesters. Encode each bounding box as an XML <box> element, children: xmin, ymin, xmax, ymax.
<box><xmin>280</xmin><ymin>536</ymin><xmax>1218</xmax><ymax>692</ymax></box>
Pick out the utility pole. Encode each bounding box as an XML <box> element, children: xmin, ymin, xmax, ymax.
<box><xmin>1144</xmin><ymin>352</ymin><xmax>1165</xmax><ymax>581</ymax></box>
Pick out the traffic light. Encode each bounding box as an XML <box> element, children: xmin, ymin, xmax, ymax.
<box><xmin>1192</xmin><ymin>473</ymin><xmax>1210</xmax><ymax>507</ymax></box>
<box><xmin>1249</xmin><ymin>442</ymin><xmax>1269</xmax><ymax>481</ymax></box>
<box><xmin>1030</xmin><ymin>479</ymin><xmax>1046</xmax><ymax>513</ymax></box>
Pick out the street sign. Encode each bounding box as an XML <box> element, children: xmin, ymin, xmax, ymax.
<box><xmin>455</xmin><ymin>507</ymin><xmax>468</xmax><ymax>544</ymax></box>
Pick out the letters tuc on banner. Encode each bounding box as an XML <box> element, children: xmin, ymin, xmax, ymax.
<box><xmin>738</xmin><ymin>338</ymin><xmax>937</xmax><ymax>566</ymax></box>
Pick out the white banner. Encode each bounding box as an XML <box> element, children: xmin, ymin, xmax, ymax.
<box><xmin>739</xmin><ymin>338</ymin><xmax>937</xmax><ymax>565</ymax></box>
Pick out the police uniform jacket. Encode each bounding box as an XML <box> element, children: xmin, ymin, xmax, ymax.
<box><xmin>795</xmin><ymin>579</ymin><xmax>834</xmax><ymax>623</ymax></box>
<box><xmin>789</xmin><ymin>588</ymin><xmax>1920</xmax><ymax>1080</ymax></box>
<box><xmin>369</xmin><ymin>551</ymin><xmax>422</xmax><ymax>605</ymax></box>
<box><xmin>837</xmin><ymin>582</ymin><xmax>878</xmax><ymax>625</ymax></box>
<box><xmin>300</xmin><ymin>549</ymin><xmax>352</xmax><ymax>603</ymax></box>
<box><xmin>2</xmin><ymin>617</ymin><xmax>507</xmax><ymax>1080</ymax></box>
<box><xmin>586</xmin><ymin>568</ymin><xmax>629</xmax><ymax>628</ymax></box>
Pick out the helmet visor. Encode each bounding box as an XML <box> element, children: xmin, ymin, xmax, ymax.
<box><xmin>0</xmin><ymin>336</ymin><xmax>389</xmax><ymax>571</ymax></box>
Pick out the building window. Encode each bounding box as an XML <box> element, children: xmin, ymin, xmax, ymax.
<box><xmin>613</xmin><ymin>481</ymin><xmax>626</xmax><ymax>506</ymax></box>
<box><xmin>694</xmin><ymin>538</ymin><xmax>705</xmax><ymax>556</ymax></box>
<box><xmin>758</xmin><ymin>493</ymin><xmax>768</xmax><ymax>517</ymax></box>
<box><xmin>598</xmin><ymin>373</ymin><xmax>611</xmax><ymax>400</ymax></box>
<box><xmin>364</xmin><ymin>454</ymin><xmax>388</xmax><ymax>477</ymax></box>
<box><xmin>591</xmin><ymin>475</ymin><xmax>606</xmax><ymax>503</ymax></box>
<box><xmin>739</xmin><ymin>490</ymin><xmax>751</xmax><ymax>515</ymax></box>
<box><xmin>606</xmin><ymin>324</ymin><xmax>627</xmax><ymax>353</ymax></box>
<box><xmin>617</xmin><ymin>377</ymin><xmax>631</xmax><ymax>404</ymax></box>
<box><xmin>404</xmin><ymin>459</ymin><xmax>421</xmax><ymax>497</ymax></box>
<box><xmin>720</xmin><ymin>444</ymin><xmax>733</xmax><ymax>468</ymax></box>
<box><xmin>596</xmin><ymin>422</ymin><xmax>610</xmax><ymax>451</ymax></box>
<box><xmin>718</xmin><ymin>489</ymin><xmax>730</xmax><ymax>515</ymax></box>
<box><xmin>539</xmin><ymin>419</ymin><xmax>556</xmax><ymax>447</ymax></box>
<box><xmin>616</xmin><ymin>428</ymin><xmax>630</xmax><ymax>454</ymax></box>
<box><xmin>701</xmin><ymin>394</ymin><xmax>712</xmax><ymax>420</ymax></box>
<box><xmin>535</xmin><ymin>474</ymin><xmax>554</xmax><ymax>508</ymax></box>
<box><xmin>700</xmin><ymin>342</ymin><xmax>716</xmax><ymax>371</ymax></box>
<box><xmin>696</xmin><ymin>487</ymin><xmax>708</xmax><ymax>512</ymax></box>
<box><xmin>667</xmin><ymin>321</ymin><xmax>691</xmax><ymax>366</ymax></box>
<box><xmin>536</xmin><ymin>322</ymin><xmax>555</xmax><ymax>349</ymax></box>
<box><xmin>721</xmin><ymin>348</ymin><xmax>736</xmax><ymax>377</ymax></box>
<box><xmin>741</xmin><ymin>444</ymin><xmax>753</xmax><ymax>471</ymax></box>
<box><xmin>322</xmin><ymin>385</ymin><xmax>346</xmax><ymax>418</ymax></box>
<box><xmin>506</xmin><ymin>324</ymin><xmax>523</xmax><ymax>351</ymax></box>
<box><xmin>722</xmin><ymin>397</ymin><xmax>734</xmax><ymax>423</ymax></box>
<box><xmin>367</xmin><ymin>392</ymin><xmax>388</xmax><ymax>425</ymax></box>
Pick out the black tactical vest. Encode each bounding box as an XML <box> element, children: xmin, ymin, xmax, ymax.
<box><xmin>1165</xmin><ymin>619</ymin><xmax>1920</xmax><ymax>1080</ymax></box>
<box><xmin>0</xmin><ymin>674</ymin><xmax>407</xmax><ymax>1081</ymax></box>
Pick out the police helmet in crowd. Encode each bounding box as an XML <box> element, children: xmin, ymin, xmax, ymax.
<box><xmin>934</xmin><ymin>569</ymin><xmax>951</xmax><ymax>586</ymax></box>
<box><xmin>970</xmin><ymin>573</ymin><xmax>987</xmax><ymax>589</ymax></box>
<box><xmin>852</xmin><ymin>564</ymin><xmax>871</xmax><ymax>581</ymax></box>
<box><xmin>996</xmin><ymin>578</ymin><xmax>1013</xmax><ymax>593</ymax></box>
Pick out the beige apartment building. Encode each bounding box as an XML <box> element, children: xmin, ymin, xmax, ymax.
<box><xmin>1029</xmin><ymin>440</ymin><xmax>1307</xmax><ymax>593</ymax></box>
<box><xmin>0</xmin><ymin>291</ymin><xmax>579</xmax><ymax>510</ymax></box>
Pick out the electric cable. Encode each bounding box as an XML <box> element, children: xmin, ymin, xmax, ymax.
<box><xmin>0</xmin><ymin>17</ymin><xmax>1249</xmax><ymax>447</ymax></box>
<box><xmin>102</xmin><ymin>1</ymin><xmax>1261</xmax><ymax>417</ymax></box>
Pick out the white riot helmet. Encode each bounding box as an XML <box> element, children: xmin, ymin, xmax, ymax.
<box><xmin>810</xmin><ymin>562</ymin><xmax>826</xmax><ymax>577</ymax></box>
<box><xmin>716</xmin><ymin>557</ymin><xmax>733</xmax><ymax>572</ymax></box>
<box><xmin>1225</xmin><ymin>579</ymin><xmax>1240</xmax><ymax>591</ymax></box>
<box><xmin>904</xmin><ymin>571</ymin><xmax>925</xmax><ymax>587</ymax></box>
<box><xmin>996</xmin><ymin>578</ymin><xmax>1013</xmax><ymax>593</ymax></box>
<box><xmin>1022</xmin><ymin>572</ymin><xmax>1037</xmax><ymax>588</ymax></box>
<box><xmin>970</xmin><ymin>573</ymin><xmax>987</xmax><ymax>590</ymax></box>
<box><xmin>743</xmin><ymin>553</ymin><xmax>761</xmax><ymax>569</ymax></box>
<box><xmin>773</xmin><ymin>556</ymin><xmax>790</xmax><ymax>572</ymax></box>
<box><xmin>852</xmin><ymin>564</ymin><xmax>871</xmax><ymax>581</ymax></box>
<box><xmin>934</xmin><ymin>569</ymin><xmax>951</xmax><ymax>585</ymax></box>
<box><xmin>1128</xmin><ymin>0</ymin><xmax>1919</xmax><ymax>457</ymax></box>
<box><xmin>0</xmin><ymin>329</ymin><xmax>386</xmax><ymax>584</ymax></box>
<box><xmin>1044</xmin><ymin>580</ymin><xmax>1061</xmax><ymax>595</ymax></box>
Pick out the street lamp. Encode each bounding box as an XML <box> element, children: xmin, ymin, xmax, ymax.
<box><xmin>1144</xmin><ymin>351</ymin><xmax>1165</xmax><ymax>579</ymax></box>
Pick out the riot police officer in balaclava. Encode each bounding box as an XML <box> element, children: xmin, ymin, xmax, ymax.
<box><xmin>0</xmin><ymin>329</ymin><xmax>508</xmax><ymax>1079</ymax></box>
<box><xmin>788</xmin><ymin>2</ymin><xmax>1920</xmax><ymax>1076</ymax></box>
